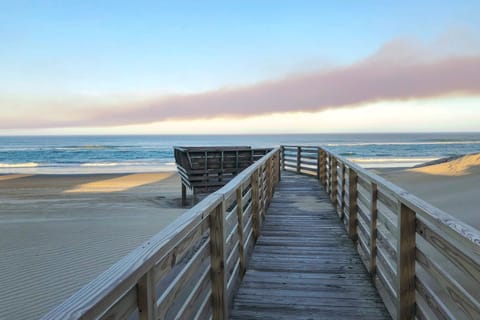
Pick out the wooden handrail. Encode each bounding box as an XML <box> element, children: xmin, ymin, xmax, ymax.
<box><xmin>42</xmin><ymin>148</ymin><xmax>281</xmax><ymax>320</ymax></box>
<box><xmin>282</xmin><ymin>145</ymin><xmax>480</xmax><ymax>320</ymax></box>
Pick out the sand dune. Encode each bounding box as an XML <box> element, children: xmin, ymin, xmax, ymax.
<box><xmin>378</xmin><ymin>153</ymin><xmax>480</xmax><ymax>230</ymax></box>
<box><xmin>410</xmin><ymin>153</ymin><xmax>480</xmax><ymax>176</ymax></box>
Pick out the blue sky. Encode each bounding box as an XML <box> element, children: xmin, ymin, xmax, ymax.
<box><xmin>0</xmin><ymin>1</ymin><xmax>479</xmax><ymax>134</ymax></box>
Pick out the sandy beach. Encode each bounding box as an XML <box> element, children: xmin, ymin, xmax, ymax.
<box><xmin>1</xmin><ymin>154</ymin><xmax>479</xmax><ymax>319</ymax></box>
<box><xmin>374</xmin><ymin>153</ymin><xmax>480</xmax><ymax>230</ymax></box>
<box><xmin>0</xmin><ymin>172</ymin><xmax>187</xmax><ymax>319</ymax></box>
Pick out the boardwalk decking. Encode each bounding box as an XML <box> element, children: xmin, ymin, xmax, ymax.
<box><xmin>231</xmin><ymin>172</ymin><xmax>390</xmax><ymax>319</ymax></box>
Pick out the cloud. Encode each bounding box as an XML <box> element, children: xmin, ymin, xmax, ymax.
<box><xmin>2</xmin><ymin>38</ymin><xmax>480</xmax><ymax>129</ymax></box>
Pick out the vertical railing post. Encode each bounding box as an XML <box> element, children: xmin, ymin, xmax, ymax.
<box><xmin>277</xmin><ymin>150</ymin><xmax>281</xmax><ymax>182</ymax></box>
<box><xmin>316</xmin><ymin>148</ymin><xmax>321</xmax><ymax>179</ymax></box>
<box><xmin>319</xmin><ymin>150</ymin><xmax>326</xmax><ymax>187</ymax></box>
<box><xmin>266</xmin><ymin>157</ymin><xmax>272</xmax><ymax>207</ymax></box>
<box><xmin>251</xmin><ymin>169</ymin><xmax>261</xmax><ymax>240</ymax></box>
<box><xmin>236</xmin><ymin>186</ymin><xmax>246</xmax><ymax>276</ymax></box>
<box><xmin>326</xmin><ymin>154</ymin><xmax>331</xmax><ymax>193</ymax></box>
<box><xmin>259</xmin><ymin>166</ymin><xmax>265</xmax><ymax>221</ymax></box>
<box><xmin>369</xmin><ymin>183</ymin><xmax>378</xmax><ymax>277</ymax></box>
<box><xmin>397</xmin><ymin>203</ymin><xmax>416</xmax><ymax>320</ymax></box>
<box><xmin>210</xmin><ymin>201</ymin><xmax>228</xmax><ymax>320</ymax></box>
<box><xmin>340</xmin><ymin>163</ymin><xmax>346</xmax><ymax>219</ymax></box>
<box><xmin>348</xmin><ymin>168</ymin><xmax>358</xmax><ymax>241</ymax></box>
<box><xmin>296</xmin><ymin>147</ymin><xmax>301</xmax><ymax>173</ymax></box>
<box><xmin>331</xmin><ymin>157</ymin><xmax>338</xmax><ymax>206</ymax></box>
<box><xmin>281</xmin><ymin>146</ymin><xmax>285</xmax><ymax>171</ymax></box>
<box><xmin>138</xmin><ymin>270</ymin><xmax>157</xmax><ymax>320</ymax></box>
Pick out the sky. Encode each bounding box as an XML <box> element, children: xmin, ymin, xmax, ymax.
<box><xmin>0</xmin><ymin>0</ymin><xmax>479</xmax><ymax>135</ymax></box>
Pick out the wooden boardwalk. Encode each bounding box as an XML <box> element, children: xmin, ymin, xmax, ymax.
<box><xmin>231</xmin><ymin>172</ymin><xmax>390</xmax><ymax>319</ymax></box>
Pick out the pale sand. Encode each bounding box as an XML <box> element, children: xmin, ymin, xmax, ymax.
<box><xmin>374</xmin><ymin>153</ymin><xmax>480</xmax><ymax>230</ymax></box>
<box><xmin>0</xmin><ymin>172</ymin><xmax>187</xmax><ymax>319</ymax></box>
<box><xmin>373</xmin><ymin>154</ymin><xmax>479</xmax><ymax>316</ymax></box>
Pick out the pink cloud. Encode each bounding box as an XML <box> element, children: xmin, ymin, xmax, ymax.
<box><xmin>3</xmin><ymin>39</ymin><xmax>480</xmax><ymax>129</ymax></box>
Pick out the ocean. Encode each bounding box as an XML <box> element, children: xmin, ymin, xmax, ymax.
<box><xmin>1</xmin><ymin>133</ymin><xmax>479</xmax><ymax>174</ymax></box>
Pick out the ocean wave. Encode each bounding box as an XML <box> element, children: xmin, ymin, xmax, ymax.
<box><xmin>350</xmin><ymin>157</ymin><xmax>439</xmax><ymax>163</ymax></box>
<box><xmin>326</xmin><ymin>141</ymin><xmax>480</xmax><ymax>147</ymax></box>
<box><xmin>0</xmin><ymin>162</ymin><xmax>39</xmax><ymax>168</ymax></box>
<box><xmin>80</xmin><ymin>162</ymin><xmax>120</xmax><ymax>167</ymax></box>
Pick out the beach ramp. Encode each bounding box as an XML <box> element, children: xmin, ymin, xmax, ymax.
<box><xmin>230</xmin><ymin>170</ymin><xmax>389</xmax><ymax>319</ymax></box>
<box><xmin>42</xmin><ymin>146</ymin><xmax>479</xmax><ymax>320</ymax></box>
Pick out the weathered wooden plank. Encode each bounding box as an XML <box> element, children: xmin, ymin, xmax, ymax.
<box><xmin>157</xmin><ymin>240</ymin><xmax>210</xmax><ymax>319</ymax></box>
<box><xmin>396</xmin><ymin>203</ymin><xmax>416</xmax><ymax>319</ymax></box>
<box><xmin>251</xmin><ymin>168</ymin><xmax>260</xmax><ymax>240</ymax></box>
<box><xmin>370</xmin><ymin>182</ymin><xmax>378</xmax><ymax>277</ymax></box>
<box><xmin>415</xmin><ymin>275</ymin><xmax>456</xmax><ymax>320</ymax></box>
<box><xmin>377</xmin><ymin>188</ymin><xmax>399</xmax><ymax>214</ymax></box>
<box><xmin>236</xmin><ymin>187</ymin><xmax>246</xmax><ymax>276</ymax></box>
<box><xmin>374</xmin><ymin>274</ymin><xmax>397</xmax><ymax>319</ymax></box>
<box><xmin>377</xmin><ymin>205</ymin><xmax>397</xmax><ymax>237</ymax></box>
<box><xmin>152</xmin><ymin>219</ymin><xmax>209</xmax><ymax>284</ymax></box>
<box><xmin>193</xmin><ymin>288</ymin><xmax>212</xmax><ymax>320</ymax></box>
<box><xmin>331</xmin><ymin>157</ymin><xmax>338</xmax><ymax>205</ymax></box>
<box><xmin>416</xmin><ymin>219</ymin><xmax>480</xmax><ymax>287</ymax></box>
<box><xmin>348</xmin><ymin>168</ymin><xmax>358</xmax><ymax>241</ymax></box>
<box><xmin>209</xmin><ymin>203</ymin><xmax>228</xmax><ymax>320</ymax></box>
<box><xmin>137</xmin><ymin>270</ymin><xmax>157</xmax><ymax>320</ymax></box>
<box><xmin>296</xmin><ymin>147</ymin><xmax>301</xmax><ymax>173</ymax></box>
<box><xmin>377</xmin><ymin>227</ymin><xmax>397</xmax><ymax>262</ymax></box>
<box><xmin>175</xmin><ymin>266</ymin><xmax>211</xmax><ymax>320</ymax></box>
<box><xmin>416</xmin><ymin>247</ymin><xmax>480</xmax><ymax>319</ymax></box>
<box><xmin>377</xmin><ymin>247</ymin><xmax>397</xmax><ymax>291</ymax></box>
<box><xmin>358</xmin><ymin>201</ymin><xmax>372</xmax><ymax>227</ymax></box>
<box><xmin>100</xmin><ymin>287</ymin><xmax>137</xmax><ymax>320</ymax></box>
<box><xmin>231</xmin><ymin>171</ymin><xmax>389</xmax><ymax>319</ymax></box>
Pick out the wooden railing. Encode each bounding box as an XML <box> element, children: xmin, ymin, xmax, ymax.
<box><xmin>281</xmin><ymin>145</ymin><xmax>480</xmax><ymax>320</ymax></box>
<box><xmin>42</xmin><ymin>148</ymin><xmax>281</xmax><ymax>320</ymax></box>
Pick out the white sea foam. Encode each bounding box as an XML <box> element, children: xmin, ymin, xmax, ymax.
<box><xmin>80</xmin><ymin>162</ymin><xmax>119</xmax><ymax>167</ymax></box>
<box><xmin>0</xmin><ymin>162</ymin><xmax>39</xmax><ymax>168</ymax></box>
<box><xmin>350</xmin><ymin>157</ymin><xmax>439</xmax><ymax>163</ymax></box>
<box><xmin>326</xmin><ymin>141</ymin><xmax>480</xmax><ymax>147</ymax></box>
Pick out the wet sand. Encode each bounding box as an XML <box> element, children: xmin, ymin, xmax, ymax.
<box><xmin>0</xmin><ymin>172</ymin><xmax>187</xmax><ymax>319</ymax></box>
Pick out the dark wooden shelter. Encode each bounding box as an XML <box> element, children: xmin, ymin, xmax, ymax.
<box><xmin>174</xmin><ymin>146</ymin><xmax>271</xmax><ymax>205</ymax></box>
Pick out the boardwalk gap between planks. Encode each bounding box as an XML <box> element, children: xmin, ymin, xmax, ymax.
<box><xmin>230</xmin><ymin>171</ymin><xmax>390</xmax><ymax>319</ymax></box>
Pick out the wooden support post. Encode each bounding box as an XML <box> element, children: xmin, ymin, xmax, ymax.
<box><xmin>340</xmin><ymin>163</ymin><xmax>346</xmax><ymax>219</ymax></box>
<box><xmin>210</xmin><ymin>202</ymin><xmax>228</xmax><ymax>320</ymax></box>
<box><xmin>259</xmin><ymin>166</ymin><xmax>265</xmax><ymax>221</ymax></box>
<box><xmin>266</xmin><ymin>158</ymin><xmax>272</xmax><ymax>207</ymax></box>
<box><xmin>331</xmin><ymin>157</ymin><xmax>338</xmax><ymax>206</ymax></box>
<box><xmin>251</xmin><ymin>169</ymin><xmax>261</xmax><ymax>240</ymax></box>
<box><xmin>296</xmin><ymin>147</ymin><xmax>301</xmax><ymax>173</ymax></box>
<box><xmin>319</xmin><ymin>150</ymin><xmax>326</xmax><ymax>187</ymax></box>
<box><xmin>396</xmin><ymin>203</ymin><xmax>416</xmax><ymax>320</ymax></box>
<box><xmin>370</xmin><ymin>183</ymin><xmax>378</xmax><ymax>277</ymax></box>
<box><xmin>316</xmin><ymin>148</ymin><xmax>321</xmax><ymax>180</ymax></box>
<box><xmin>281</xmin><ymin>146</ymin><xmax>285</xmax><ymax>171</ymax></box>
<box><xmin>327</xmin><ymin>155</ymin><xmax>332</xmax><ymax>193</ymax></box>
<box><xmin>137</xmin><ymin>270</ymin><xmax>157</xmax><ymax>320</ymax></box>
<box><xmin>276</xmin><ymin>151</ymin><xmax>282</xmax><ymax>182</ymax></box>
<box><xmin>236</xmin><ymin>186</ymin><xmax>246</xmax><ymax>276</ymax></box>
<box><xmin>181</xmin><ymin>184</ymin><xmax>187</xmax><ymax>207</ymax></box>
<box><xmin>348</xmin><ymin>168</ymin><xmax>358</xmax><ymax>241</ymax></box>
